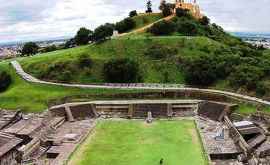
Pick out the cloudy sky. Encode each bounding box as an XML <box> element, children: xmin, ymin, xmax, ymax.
<box><xmin>0</xmin><ymin>0</ymin><xmax>269</xmax><ymax>43</ymax></box>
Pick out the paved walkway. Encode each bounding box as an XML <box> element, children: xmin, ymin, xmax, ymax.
<box><xmin>11</xmin><ymin>60</ymin><xmax>270</xmax><ymax>106</ymax></box>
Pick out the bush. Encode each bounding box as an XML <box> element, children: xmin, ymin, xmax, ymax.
<box><xmin>129</xmin><ymin>10</ymin><xmax>137</xmax><ymax>17</ymax></box>
<box><xmin>103</xmin><ymin>58</ymin><xmax>142</xmax><ymax>83</ymax></box>
<box><xmin>115</xmin><ymin>18</ymin><xmax>136</xmax><ymax>33</ymax></box>
<box><xmin>21</xmin><ymin>42</ymin><xmax>39</xmax><ymax>56</ymax></box>
<box><xmin>0</xmin><ymin>71</ymin><xmax>11</xmax><ymax>92</ymax></box>
<box><xmin>40</xmin><ymin>61</ymin><xmax>75</xmax><ymax>82</ymax></box>
<box><xmin>256</xmin><ymin>81</ymin><xmax>270</xmax><ymax>96</ymax></box>
<box><xmin>228</xmin><ymin>65</ymin><xmax>264</xmax><ymax>90</ymax></box>
<box><xmin>42</xmin><ymin>45</ymin><xmax>57</xmax><ymax>53</ymax></box>
<box><xmin>176</xmin><ymin>19</ymin><xmax>198</xmax><ymax>36</ymax></box>
<box><xmin>78</xmin><ymin>54</ymin><xmax>93</xmax><ymax>69</ymax></box>
<box><xmin>181</xmin><ymin>55</ymin><xmax>219</xmax><ymax>86</ymax></box>
<box><xmin>75</xmin><ymin>27</ymin><xmax>93</xmax><ymax>45</ymax></box>
<box><xmin>144</xmin><ymin>44</ymin><xmax>178</xmax><ymax>59</ymax></box>
<box><xmin>148</xmin><ymin>20</ymin><xmax>176</xmax><ymax>35</ymax></box>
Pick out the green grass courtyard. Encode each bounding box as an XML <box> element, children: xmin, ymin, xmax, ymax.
<box><xmin>69</xmin><ymin>120</ymin><xmax>208</xmax><ymax>165</ymax></box>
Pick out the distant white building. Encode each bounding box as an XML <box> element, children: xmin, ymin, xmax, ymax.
<box><xmin>112</xmin><ymin>30</ymin><xmax>119</xmax><ymax>38</ymax></box>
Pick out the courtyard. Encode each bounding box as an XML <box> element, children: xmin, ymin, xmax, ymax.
<box><xmin>68</xmin><ymin>120</ymin><xmax>208</xmax><ymax>165</ymax></box>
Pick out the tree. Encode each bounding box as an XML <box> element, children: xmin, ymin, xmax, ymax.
<box><xmin>115</xmin><ymin>18</ymin><xmax>136</xmax><ymax>33</ymax></box>
<box><xmin>175</xmin><ymin>8</ymin><xmax>191</xmax><ymax>18</ymax></box>
<box><xmin>160</xmin><ymin>0</ymin><xmax>174</xmax><ymax>17</ymax></box>
<box><xmin>0</xmin><ymin>71</ymin><xmax>11</xmax><ymax>92</ymax></box>
<box><xmin>199</xmin><ymin>16</ymin><xmax>210</xmax><ymax>25</ymax></box>
<box><xmin>228</xmin><ymin>65</ymin><xmax>264</xmax><ymax>90</ymax></box>
<box><xmin>129</xmin><ymin>10</ymin><xmax>138</xmax><ymax>17</ymax></box>
<box><xmin>148</xmin><ymin>20</ymin><xmax>176</xmax><ymax>35</ymax></box>
<box><xmin>93</xmin><ymin>23</ymin><xmax>114</xmax><ymax>42</ymax></box>
<box><xmin>159</xmin><ymin>0</ymin><xmax>166</xmax><ymax>11</ymax></box>
<box><xmin>75</xmin><ymin>27</ymin><xmax>93</xmax><ymax>45</ymax></box>
<box><xmin>146</xmin><ymin>0</ymin><xmax>153</xmax><ymax>13</ymax></box>
<box><xmin>64</xmin><ymin>38</ymin><xmax>76</xmax><ymax>49</ymax></box>
<box><xmin>161</xmin><ymin>3</ymin><xmax>173</xmax><ymax>17</ymax></box>
<box><xmin>181</xmin><ymin>55</ymin><xmax>219</xmax><ymax>86</ymax></box>
<box><xmin>103</xmin><ymin>58</ymin><xmax>142</xmax><ymax>83</ymax></box>
<box><xmin>21</xmin><ymin>42</ymin><xmax>39</xmax><ymax>56</ymax></box>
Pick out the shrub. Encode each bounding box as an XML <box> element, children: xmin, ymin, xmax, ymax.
<box><xmin>256</xmin><ymin>81</ymin><xmax>270</xmax><ymax>96</ymax></box>
<box><xmin>0</xmin><ymin>71</ymin><xmax>11</xmax><ymax>92</ymax></box>
<box><xmin>57</xmin><ymin>70</ymin><xmax>73</xmax><ymax>82</ymax></box>
<box><xmin>103</xmin><ymin>58</ymin><xmax>142</xmax><ymax>83</ymax></box>
<box><xmin>176</xmin><ymin>19</ymin><xmax>198</xmax><ymax>36</ymax></box>
<box><xmin>148</xmin><ymin>20</ymin><xmax>176</xmax><ymax>35</ymax></box>
<box><xmin>144</xmin><ymin>44</ymin><xmax>178</xmax><ymax>59</ymax></box>
<box><xmin>42</xmin><ymin>45</ymin><xmax>57</xmax><ymax>53</ymax></box>
<box><xmin>129</xmin><ymin>10</ymin><xmax>137</xmax><ymax>17</ymax></box>
<box><xmin>115</xmin><ymin>18</ymin><xmax>136</xmax><ymax>33</ymax></box>
<box><xmin>181</xmin><ymin>55</ymin><xmax>219</xmax><ymax>86</ymax></box>
<box><xmin>78</xmin><ymin>54</ymin><xmax>93</xmax><ymax>69</ymax></box>
<box><xmin>228</xmin><ymin>65</ymin><xmax>264</xmax><ymax>90</ymax></box>
<box><xmin>40</xmin><ymin>61</ymin><xmax>75</xmax><ymax>82</ymax></box>
<box><xmin>21</xmin><ymin>42</ymin><xmax>39</xmax><ymax>56</ymax></box>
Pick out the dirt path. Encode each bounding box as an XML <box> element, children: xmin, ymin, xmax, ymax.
<box><xmin>119</xmin><ymin>15</ymin><xmax>174</xmax><ymax>37</ymax></box>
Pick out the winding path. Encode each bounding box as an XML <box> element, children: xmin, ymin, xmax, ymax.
<box><xmin>11</xmin><ymin>60</ymin><xmax>270</xmax><ymax>106</ymax></box>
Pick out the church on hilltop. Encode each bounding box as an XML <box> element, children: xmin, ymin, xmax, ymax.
<box><xmin>164</xmin><ymin>0</ymin><xmax>203</xmax><ymax>19</ymax></box>
<box><xmin>175</xmin><ymin>0</ymin><xmax>202</xmax><ymax>18</ymax></box>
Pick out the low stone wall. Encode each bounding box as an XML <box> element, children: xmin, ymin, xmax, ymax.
<box><xmin>49</xmin><ymin>100</ymin><xmax>200</xmax><ymax>119</ymax></box>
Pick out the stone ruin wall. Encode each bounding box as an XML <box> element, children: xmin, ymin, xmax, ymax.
<box><xmin>49</xmin><ymin>101</ymin><xmax>200</xmax><ymax>120</ymax></box>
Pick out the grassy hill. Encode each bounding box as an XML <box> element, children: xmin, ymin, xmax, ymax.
<box><xmin>20</xmin><ymin>36</ymin><xmax>226</xmax><ymax>84</ymax></box>
<box><xmin>0</xmin><ymin>13</ymin><xmax>269</xmax><ymax>113</ymax></box>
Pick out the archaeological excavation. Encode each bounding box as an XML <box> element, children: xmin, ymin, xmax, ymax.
<box><xmin>0</xmin><ymin>95</ymin><xmax>270</xmax><ymax>165</ymax></box>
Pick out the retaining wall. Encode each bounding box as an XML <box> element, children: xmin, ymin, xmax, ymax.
<box><xmin>49</xmin><ymin>100</ymin><xmax>200</xmax><ymax>119</ymax></box>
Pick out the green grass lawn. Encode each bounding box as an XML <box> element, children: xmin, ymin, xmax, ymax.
<box><xmin>235</xmin><ymin>104</ymin><xmax>257</xmax><ymax>115</ymax></box>
<box><xmin>69</xmin><ymin>120</ymin><xmax>208</xmax><ymax>165</ymax></box>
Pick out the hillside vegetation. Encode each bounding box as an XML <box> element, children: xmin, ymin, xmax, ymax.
<box><xmin>17</xmin><ymin>11</ymin><xmax>270</xmax><ymax>98</ymax></box>
<box><xmin>0</xmin><ymin>11</ymin><xmax>270</xmax><ymax>113</ymax></box>
<box><xmin>132</xmin><ymin>13</ymin><xmax>163</xmax><ymax>31</ymax></box>
<box><xmin>21</xmin><ymin>36</ymin><xmax>225</xmax><ymax>84</ymax></box>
